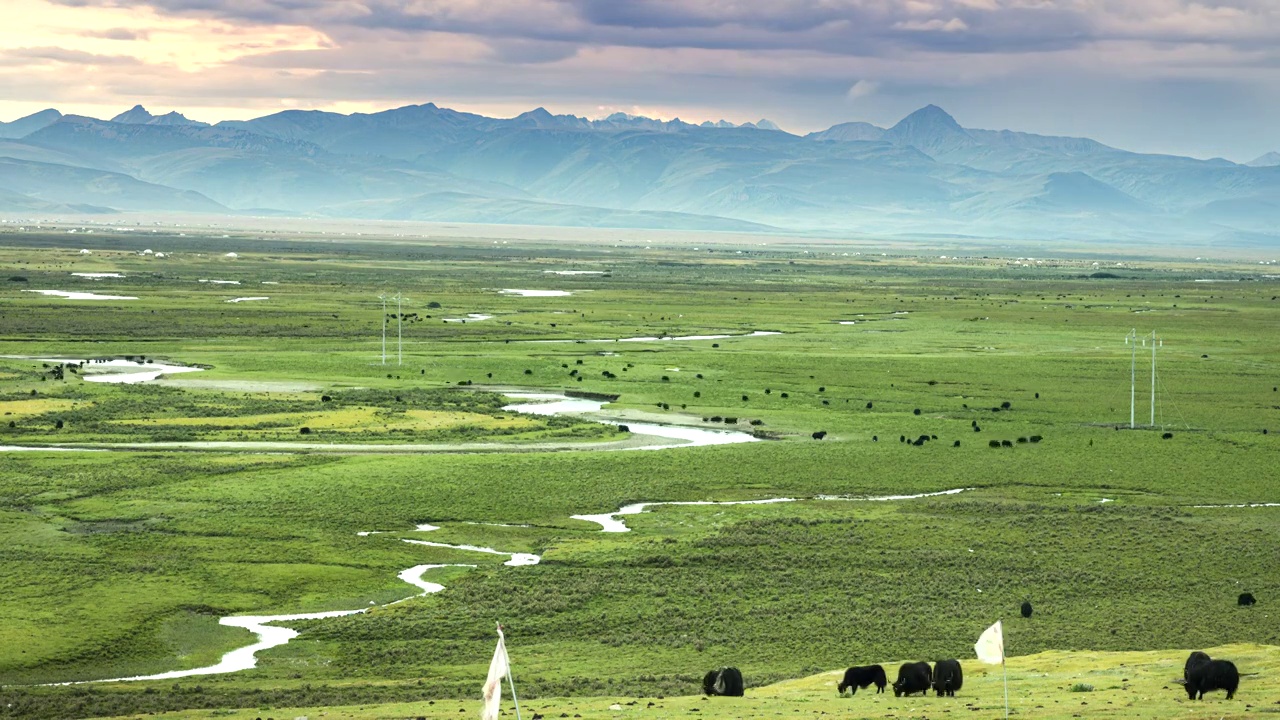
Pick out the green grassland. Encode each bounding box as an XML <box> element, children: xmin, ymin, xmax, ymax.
<box><xmin>0</xmin><ymin>229</ymin><xmax>1277</xmax><ymax>718</ymax></box>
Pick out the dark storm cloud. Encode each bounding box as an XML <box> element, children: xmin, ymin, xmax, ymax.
<box><xmin>42</xmin><ymin>0</ymin><xmax>1280</xmax><ymax>57</ymax></box>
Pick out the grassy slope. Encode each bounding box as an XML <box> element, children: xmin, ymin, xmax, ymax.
<box><xmin>95</xmin><ymin>644</ymin><xmax>1280</xmax><ymax>720</ymax></box>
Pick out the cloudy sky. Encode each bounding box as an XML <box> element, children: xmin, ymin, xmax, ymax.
<box><xmin>3</xmin><ymin>0</ymin><xmax>1278</xmax><ymax>160</ymax></box>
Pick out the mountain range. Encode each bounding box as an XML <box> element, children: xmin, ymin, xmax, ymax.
<box><xmin>1</xmin><ymin>102</ymin><xmax>1278</xmax><ymax>245</ymax></box>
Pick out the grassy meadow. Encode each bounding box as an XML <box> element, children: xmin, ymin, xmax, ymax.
<box><xmin>0</xmin><ymin>226</ymin><xmax>1277</xmax><ymax>718</ymax></box>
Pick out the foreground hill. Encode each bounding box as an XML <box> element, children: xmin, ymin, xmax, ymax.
<box><xmin>90</xmin><ymin>644</ymin><xmax>1279</xmax><ymax>720</ymax></box>
<box><xmin>1</xmin><ymin>102</ymin><xmax>1278</xmax><ymax>242</ymax></box>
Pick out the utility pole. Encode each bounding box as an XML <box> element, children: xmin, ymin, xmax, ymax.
<box><xmin>1148</xmin><ymin>330</ymin><xmax>1160</xmax><ymax>427</ymax></box>
<box><xmin>395</xmin><ymin>292</ymin><xmax>404</xmax><ymax>366</ymax></box>
<box><xmin>1125</xmin><ymin>329</ymin><xmax>1137</xmax><ymax>429</ymax></box>
<box><xmin>378</xmin><ymin>294</ymin><xmax>388</xmax><ymax>365</ymax></box>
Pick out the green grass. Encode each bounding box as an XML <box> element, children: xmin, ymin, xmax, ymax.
<box><xmin>76</xmin><ymin>644</ymin><xmax>1280</xmax><ymax>720</ymax></box>
<box><xmin>0</xmin><ymin>231</ymin><xmax>1278</xmax><ymax>718</ymax></box>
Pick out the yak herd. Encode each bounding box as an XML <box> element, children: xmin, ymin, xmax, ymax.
<box><xmin>835</xmin><ymin>660</ymin><xmax>963</xmax><ymax>697</ymax></box>
<box><xmin>700</xmin><ymin>649</ymin><xmax>1244</xmax><ymax>703</ymax></box>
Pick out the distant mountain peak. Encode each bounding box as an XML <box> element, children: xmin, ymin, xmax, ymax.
<box><xmin>510</xmin><ymin>106</ymin><xmax>590</xmax><ymax>130</ymax></box>
<box><xmin>0</xmin><ymin>108</ymin><xmax>63</xmax><ymax>139</ymax></box>
<box><xmin>754</xmin><ymin>119</ymin><xmax>782</xmax><ymax>131</ymax></box>
<box><xmin>109</xmin><ymin>105</ymin><xmax>207</xmax><ymax>127</ymax></box>
<box><xmin>150</xmin><ymin>111</ymin><xmax>208</xmax><ymax>127</ymax></box>
<box><xmin>807</xmin><ymin>121</ymin><xmax>885</xmax><ymax>143</ymax></box>
<box><xmin>1246</xmin><ymin>151</ymin><xmax>1280</xmax><ymax>167</ymax></box>
<box><xmin>26</xmin><ymin>108</ymin><xmax>63</xmax><ymax>122</ymax></box>
<box><xmin>896</xmin><ymin>104</ymin><xmax>962</xmax><ymax>130</ymax></box>
<box><xmin>884</xmin><ymin>104</ymin><xmax>973</xmax><ymax>155</ymax></box>
<box><xmin>112</xmin><ymin>105</ymin><xmax>155</xmax><ymax>124</ymax></box>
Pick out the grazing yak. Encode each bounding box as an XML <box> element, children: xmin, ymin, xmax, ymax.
<box><xmin>1183</xmin><ymin>652</ymin><xmax>1239</xmax><ymax>700</ymax></box>
<box><xmin>702</xmin><ymin>667</ymin><xmax>744</xmax><ymax>697</ymax></box>
<box><xmin>892</xmin><ymin>662</ymin><xmax>932</xmax><ymax>697</ymax></box>
<box><xmin>1238</xmin><ymin>592</ymin><xmax>1256</xmax><ymax>606</ymax></box>
<box><xmin>1021</xmin><ymin>601</ymin><xmax>1033</xmax><ymax>618</ymax></box>
<box><xmin>932</xmin><ymin>659</ymin><xmax>963</xmax><ymax>696</ymax></box>
<box><xmin>837</xmin><ymin>665</ymin><xmax>887</xmax><ymax>695</ymax></box>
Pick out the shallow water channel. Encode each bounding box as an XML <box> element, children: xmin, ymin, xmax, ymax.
<box><xmin>501</xmin><ymin>392</ymin><xmax>759</xmax><ymax>450</ymax></box>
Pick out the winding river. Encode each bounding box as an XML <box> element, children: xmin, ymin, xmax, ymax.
<box><xmin>571</xmin><ymin>488</ymin><xmax>972</xmax><ymax>533</ymax></box>
<box><xmin>63</xmin><ymin>485</ymin><xmax>972</xmax><ymax>685</ymax></box>
<box><xmin>19</xmin><ymin>359</ymin><xmax>961</xmax><ymax>684</ymax></box>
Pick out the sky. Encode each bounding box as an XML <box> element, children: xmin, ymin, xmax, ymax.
<box><xmin>2</xmin><ymin>0</ymin><xmax>1278</xmax><ymax>161</ymax></box>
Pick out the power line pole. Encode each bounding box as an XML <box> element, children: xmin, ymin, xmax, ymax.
<box><xmin>1125</xmin><ymin>329</ymin><xmax>1137</xmax><ymax>429</ymax></box>
<box><xmin>378</xmin><ymin>293</ymin><xmax>388</xmax><ymax>365</ymax></box>
<box><xmin>395</xmin><ymin>292</ymin><xmax>404</xmax><ymax>366</ymax></box>
<box><xmin>1148</xmin><ymin>330</ymin><xmax>1160</xmax><ymax>427</ymax></box>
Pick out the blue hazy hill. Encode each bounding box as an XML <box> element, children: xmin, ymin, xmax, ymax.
<box><xmin>0</xmin><ymin>102</ymin><xmax>1277</xmax><ymax>242</ymax></box>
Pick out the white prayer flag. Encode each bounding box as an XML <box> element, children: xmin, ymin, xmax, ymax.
<box><xmin>974</xmin><ymin>620</ymin><xmax>1004</xmax><ymax>664</ymax></box>
<box><xmin>481</xmin><ymin>626</ymin><xmax>510</xmax><ymax>720</ymax></box>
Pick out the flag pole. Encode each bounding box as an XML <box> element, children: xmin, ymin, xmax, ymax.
<box><xmin>499</xmin><ymin>623</ymin><xmax>523</xmax><ymax>720</ymax></box>
<box><xmin>998</xmin><ymin>653</ymin><xmax>1008</xmax><ymax>712</ymax></box>
<box><xmin>1001</xmin><ymin>620</ymin><xmax>1009</xmax><ymax>720</ymax></box>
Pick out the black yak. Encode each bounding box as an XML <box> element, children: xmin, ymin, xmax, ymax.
<box><xmin>812</xmin><ymin>431</ymin><xmax>827</xmax><ymax>440</ymax></box>
<box><xmin>838</xmin><ymin>665</ymin><xmax>887</xmax><ymax>695</ymax></box>
<box><xmin>892</xmin><ymin>662</ymin><xmax>932</xmax><ymax>697</ymax></box>
<box><xmin>1238</xmin><ymin>592</ymin><xmax>1256</xmax><ymax>606</ymax></box>
<box><xmin>1021</xmin><ymin>601</ymin><xmax>1033</xmax><ymax>618</ymax></box>
<box><xmin>703</xmin><ymin>667</ymin><xmax>744</xmax><ymax>697</ymax></box>
<box><xmin>1183</xmin><ymin>652</ymin><xmax>1238</xmax><ymax>699</ymax></box>
<box><xmin>932</xmin><ymin>659</ymin><xmax>963</xmax><ymax>696</ymax></box>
